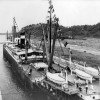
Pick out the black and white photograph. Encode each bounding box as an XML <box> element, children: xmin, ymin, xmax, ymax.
<box><xmin>0</xmin><ymin>0</ymin><xmax>100</xmax><ymax>100</ymax></box>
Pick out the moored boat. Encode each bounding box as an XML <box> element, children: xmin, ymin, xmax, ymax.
<box><xmin>73</xmin><ymin>69</ymin><xmax>93</xmax><ymax>83</ymax></box>
<box><xmin>46</xmin><ymin>70</ymin><xmax>68</xmax><ymax>85</ymax></box>
<box><xmin>30</xmin><ymin>62</ymin><xmax>48</xmax><ymax>70</ymax></box>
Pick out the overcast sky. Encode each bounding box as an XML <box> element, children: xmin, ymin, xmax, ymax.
<box><xmin>0</xmin><ymin>0</ymin><xmax>100</xmax><ymax>33</ymax></box>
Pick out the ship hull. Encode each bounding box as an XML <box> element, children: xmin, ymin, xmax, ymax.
<box><xmin>3</xmin><ymin>44</ymin><xmax>31</xmax><ymax>86</ymax></box>
<box><xmin>3</xmin><ymin>44</ymin><xmax>18</xmax><ymax>70</ymax></box>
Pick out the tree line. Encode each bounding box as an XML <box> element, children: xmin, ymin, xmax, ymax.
<box><xmin>20</xmin><ymin>22</ymin><xmax>100</xmax><ymax>39</ymax></box>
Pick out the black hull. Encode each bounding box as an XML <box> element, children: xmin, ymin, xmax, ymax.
<box><xmin>3</xmin><ymin>44</ymin><xmax>19</xmax><ymax>71</ymax></box>
<box><xmin>3</xmin><ymin>44</ymin><xmax>33</xmax><ymax>88</ymax></box>
<box><xmin>3</xmin><ymin>44</ymin><xmax>43</xmax><ymax>93</ymax></box>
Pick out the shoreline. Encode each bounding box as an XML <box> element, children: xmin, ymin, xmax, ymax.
<box><xmin>31</xmin><ymin>38</ymin><xmax>100</xmax><ymax>67</ymax></box>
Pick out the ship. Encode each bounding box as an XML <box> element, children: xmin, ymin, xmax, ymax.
<box><xmin>3</xmin><ymin>0</ymin><xmax>100</xmax><ymax>100</ymax></box>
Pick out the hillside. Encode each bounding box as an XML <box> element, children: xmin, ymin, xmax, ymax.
<box><xmin>20</xmin><ymin>22</ymin><xmax>100</xmax><ymax>39</ymax></box>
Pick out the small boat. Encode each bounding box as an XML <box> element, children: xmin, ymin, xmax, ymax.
<box><xmin>46</xmin><ymin>71</ymin><xmax>68</xmax><ymax>85</ymax></box>
<box><xmin>73</xmin><ymin>69</ymin><xmax>93</xmax><ymax>83</ymax></box>
<box><xmin>54</xmin><ymin>56</ymin><xmax>100</xmax><ymax>79</ymax></box>
<box><xmin>73</xmin><ymin>61</ymin><xmax>99</xmax><ymax>78</ymax></box>
<box><xmin>30</xmin><ymin>62</ymin><xmax>48</xmax><ymax>70</ymax></box>
<box><xmin>85</xmin><ymin>67</ymin><xmax>99</xmax><ymax>78</ymax></box>
<box><xmin>53</xmin><ymin>56</ymin><xmax>69</xmax><ymax>68</ymax></box>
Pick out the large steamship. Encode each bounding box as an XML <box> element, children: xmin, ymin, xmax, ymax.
<box><xmin>3</xmin><ymin>0</ymin><xmax>100</xmax><ymax>100</ymax></box>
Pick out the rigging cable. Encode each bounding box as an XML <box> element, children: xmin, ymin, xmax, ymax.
<box><xmin>57</xmin><ymin>39</ymin><xmax>65</xmax><ymax>57</ymax></box>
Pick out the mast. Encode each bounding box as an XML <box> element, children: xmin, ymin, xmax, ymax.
<box><xmin>47</xmin><ymin>0</ymin><xmax>59</xmax><ymax>71</ymax></box>
<box><xmin>25</xmin><ymin>31</ymin><xmax>28</xmax><ymax>61</ymax></box>
<box><xmin>48</xmin><ymin>0</ymin><xmax>52</xmax><ymax>54</ymax></box>
<box><xmin>41</xmin><ymin>24</ymin><xmax>49</xmax><ymax>61</ymax></box>
<box><xmin>48</xmin><ymin>18</ymin><xmax>59</xmax><ymax>70</ymax></box>
<box><xmin>25</xmin><ymin>30</ymin><xmax>30</xmax><ymax>61</ymax></box>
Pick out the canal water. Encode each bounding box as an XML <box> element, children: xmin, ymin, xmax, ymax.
<box><xmin>0</xmin><ymin>35</ymin><xmax>100</xmax><ymax>100</ymax></box>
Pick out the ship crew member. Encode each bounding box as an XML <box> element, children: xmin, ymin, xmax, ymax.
<box><xmin>29</xmin><ymin>66</ymin><xmax>32</xmax><ymax>75</ymax></box>
<box><xmin>85</xmin><ymin>85</ymin><xmax>88</xmax><ymax>94</ymax></box>
<box><xmin>79</xmin><ymin>86</ymin><xmax>82</xmax><ymax>92</ymax></box>
<box><xmin>76</xmin><ymin>82</ymin><xmax>79</xmax><ymax>88</ymax></box>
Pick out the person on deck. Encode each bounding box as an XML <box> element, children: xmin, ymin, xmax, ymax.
<box><xmin>28</xmin><ymin>66</ymin><xmax>32</xmax><ymax>75</ymax></box>
<box><xmin>85</xmin><ymin>85</ymin><xmax>88</xmax><ymax>94</ymax></box>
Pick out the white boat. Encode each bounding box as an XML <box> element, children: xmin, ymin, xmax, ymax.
<box><xmin>31</xmin><ymin>62</ymin><xmax>48</xmax><ymax>70</ymax></box>
<box><xmin>53</xmin><ymin>56</ymin><xmax>99</xmax><ymax>79</ymax></box>
<box><xmin>73</xmin><ymin>61</ymin><xmax>99</xmax><ymax>78</ymax></box>
<box><xmin>46</xmin><ymin>71</ymin><xmax>68</xmax><ymax>85</ymax></box>
<box><xmin>74</xmin><ymin>69</ymin><xmax>93</xmax><ymax>83</ymax></box>
<box><xmin>85</xmin><ymin>67</ymin><xmax>99</xmax><ymax>78</ymax></box>
<box><xmin>53</xmin><ymin>56</ymin><xmax>72</xmax><ymax>68</ymax></box>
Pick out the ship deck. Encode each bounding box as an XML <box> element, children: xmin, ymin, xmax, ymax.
<box><xmin>19</xmin><ymin>63</ymin><xmax>79</xmax><ymax>95</ymax></box>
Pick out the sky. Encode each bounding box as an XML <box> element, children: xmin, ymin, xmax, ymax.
<box><xmin>0</xmin><ymin>0</ymin><xmax>100</xmax><ymax>33</ymax></box>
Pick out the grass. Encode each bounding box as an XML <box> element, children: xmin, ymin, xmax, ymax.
<box><xmin>64</xmin><ymin>38</ymin><xmax>100</xmax><ymax>50</ymax></box>
<box><xmin>31</xmin><ymin>37</ymin><xmax>100</xmax><ymax>69</ymax></box>
<box><xmin>60</xmin><ymin>37</ymin><xmax>100</xmax><ymax>68</ymax></box>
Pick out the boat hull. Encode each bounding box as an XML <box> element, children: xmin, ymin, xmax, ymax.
<box><xmin>3</xmin><ymin>44</ymin><xmax>19</xmax><ymax>70</ymax></box>
<box><xmin>46</xmin><ymin>71</ymin><xmax>66</xmax><ymax>85</ymax></box>
<box><xmin>74</xmin><ymin>69</ymin><xmax>93</xmax><ymax>83</ymax></box>
<box><xmin>3</xmin><ymin>44</ymin><xmax>42</xmax><ymax>89</ymax></box>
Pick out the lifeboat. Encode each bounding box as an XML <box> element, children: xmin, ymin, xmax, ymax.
<box><xmin>46</xmin><ymin>71</ymin><xmax>68</xmax><ymax>85</ymax></box>
<box><xmin>74</xmin><ymin>69</ymin><xmax>93</xmax><ymax>83</ymax></box>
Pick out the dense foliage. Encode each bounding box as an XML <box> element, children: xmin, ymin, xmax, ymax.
<box><xmin>20</xmin><ymin>22</ymin><xmax>100</xmax><ymax>39</ymax></box>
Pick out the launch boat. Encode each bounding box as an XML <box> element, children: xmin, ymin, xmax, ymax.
<box><xmin>73</xmin><ymin>62</ymin><xmax>99</xmax><ymax>79</ymax></box>
<box><xmin>73</xmin><ymin>69</ymin><xmax>93</xmax><ymax>83</ymax></box>
<box><xmin>46</xmin><ymin>70</ymin><xmax>68</xmax><ymax>85</ymax></box>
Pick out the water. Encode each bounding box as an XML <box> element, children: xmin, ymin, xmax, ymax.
<box><xmin>0</xmin><ymin>35</ymin><xmax>100</xmax><ymax>100</ymax></box>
